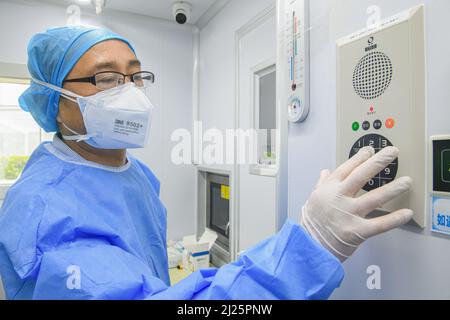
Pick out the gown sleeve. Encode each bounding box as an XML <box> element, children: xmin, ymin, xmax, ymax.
<box><xmin>29</xmin><ymin>220</ymin><xmax>343</xmax><ymax>300</ymax></box>
<box><xmin>0</xmin><ymin>164</ymin><xmax>343</xmax><ymax>300</ymax></box>
<box><xmin>150</xmin><ymin>220</ymin><xmax>344</xmax><ymax>300</ymax></box>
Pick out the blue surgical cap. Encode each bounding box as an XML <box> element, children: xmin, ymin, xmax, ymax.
<box><xmin>19</xmin><ymin>26</ymin><xmax>135</xmax><ymax>132</ymax></box>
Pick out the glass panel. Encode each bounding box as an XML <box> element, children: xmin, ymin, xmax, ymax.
<box><xmin>0</xmin><ymin>81</ymin><xmax>40</xmax><ymax>183</ymax></box>
<box><xmin>258</xmin><ymin>69</ymin><xmax>277</xmax><ymax>165</ymax></box>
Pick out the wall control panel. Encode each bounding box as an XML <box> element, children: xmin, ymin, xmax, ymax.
<box><xmin>281</xmin><ymin>0</ymin><xmax>310</xmax><ymax>123</ymax></box>
<box><xmin>336</xmin><ymin>5</ymin><xmax>426</xmax><ymax>228</ymax></box>
<box><xmin>430</xmin><ymin>136</ymin><xmax>450</xmax><ymax>196</ymax></box>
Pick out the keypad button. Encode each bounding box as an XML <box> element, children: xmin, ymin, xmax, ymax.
<box><xmin>348</xmin><ymin>134</ymin><xmax>399</xmax><ymax>192</ymax></box>
<box><xmin>379</xmin><ymin>163</ymin><xmax>396</xmax><ymax>179</ymax></box>
<box><xmin>362</xmin><ymin>121</ymin><xmax>370</xmax><ymax>131</ymax></box>
<box><xmin>386</xmin><ymin>118</ymin><xmax>395</xmax><ymax>129</ymax></box>
<box><xmin>373</xmin><ymin>120</ymin><xmax>382</xmax><ymax>130</ymax></box>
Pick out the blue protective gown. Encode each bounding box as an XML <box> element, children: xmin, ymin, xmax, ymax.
<box><xmin>0</xmin><ymin>136</ymin><xmax>344</xmax><ymax>300</ymax></box>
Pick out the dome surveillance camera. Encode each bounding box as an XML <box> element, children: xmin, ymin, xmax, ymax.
<box><xmin>172</xmin><ymin>1</ymin><xmax>192</xmax><ymax>25</ymax></box>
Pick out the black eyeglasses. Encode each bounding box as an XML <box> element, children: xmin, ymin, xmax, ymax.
<box><xmin>64</xmin><ymin>71</ymin><xmax>155</xmax><ymax>90</ymax></box>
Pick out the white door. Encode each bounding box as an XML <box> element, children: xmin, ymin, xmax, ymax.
<box><xmin>236</xmin><ymin>8</ymin><xmax>278</xmax><ymax>252</ymax></box>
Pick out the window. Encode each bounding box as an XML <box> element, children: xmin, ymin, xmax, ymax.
<box><xmin>0</xmin><ymin>77</ymin><xmax>52</xmax><ymax>186</ymax></box>
<box><xmin>257</xmin><ymin>69</ymin><xmax>277</xmax><ymax>165</ymax></box>
<box><xmin>251</xmin><ymin>63</ymin><xmax>278</xmax><ymax>176</ymax></box>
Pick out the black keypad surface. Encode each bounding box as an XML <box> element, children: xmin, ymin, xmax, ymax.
<box><xmin>349</xmin><ymin>134</ymin><xmax>398</xmax><ymax>192</ymax></box>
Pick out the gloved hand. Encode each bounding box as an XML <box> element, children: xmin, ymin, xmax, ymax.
<box><xmin>300</xmin><ymin>146</ymin><xmax>414</xmax><ymax>262</ymax></box>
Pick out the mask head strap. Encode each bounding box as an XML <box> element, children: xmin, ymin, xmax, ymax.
<box><xmin>32</xmin><ymin>78</ymin><xmax>82</xmax><ymax>103</ymax></box>
<box><xmin>60</xmin><ymin>122</ymin><xmax>92</xmax><ymax>143</ymax></box>
<box><xmin>32</xmin><ymin>78</ymin><xmax>93</xmax><ymax>143</ymax></box>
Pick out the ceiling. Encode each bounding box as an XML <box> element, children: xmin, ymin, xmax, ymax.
<box><xmin>37</xmin><ymin>0</ymin><xmax>225</xmax><ymax>25</ymax></box>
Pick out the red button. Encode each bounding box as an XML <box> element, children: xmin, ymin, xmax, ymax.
<box><xmin>386</xmin><ymin>118</ymin><xmax>395</xmax><ymax>129</ymax></box>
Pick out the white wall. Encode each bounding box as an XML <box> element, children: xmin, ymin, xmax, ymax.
<box><xmin>288</xmin><ymin>0</ymin><xmax>450</xmax><ymax>299</ymax></box>
<box><xmin>198</xmin><ymin>0</ymin><xmax>274</xmax><ymax>137</ymax></box>
<box><xmin>0</xmin><ymin>0</ymin><xmax>196</xmax><ymax>241</ymax></box>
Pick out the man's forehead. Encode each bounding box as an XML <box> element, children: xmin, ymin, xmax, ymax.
<box><xmin>91</xmin><ymin>59</ymin><xmax>141</xmax><ymax>72</ymax></box>
<box><xmin>90</xmin><ymin>38</ymin><xmax>132</xmax><ymax>51</ymax></box>
<box><xmin>75</xmin><ymin>40</ymin><xmax>138</xmax><ymax>72</ymax></box>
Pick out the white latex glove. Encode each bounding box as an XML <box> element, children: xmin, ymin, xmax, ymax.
<box><xmin>300</xmin><ymin>146</ymin><xmax>414</xmax><ymax>262</ymax></box>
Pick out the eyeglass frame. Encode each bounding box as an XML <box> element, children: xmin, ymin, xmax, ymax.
<box><xmin>63</xmin><ymin>71</ymin><xmax>155</xmax><ymax>89</ymax></box>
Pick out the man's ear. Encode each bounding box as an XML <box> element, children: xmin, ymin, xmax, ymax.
<box><xmin>56</xmin><ymin>98</ymin><xmax>64</xmax><ymax>123</ymax></box>
<box><xmin>55</xmin><ymin>110</ymin><xmax>63</xmax><ymax>133</ymax></box>
<box><xmin>57</xmin><ymin>95</ymin><xmax>72</xmax><ymax>119</ymax></box>
<box><xmin>56</xmin><ymin>98</ymin><xmax>67</xmax><ymax>125</ymax></box>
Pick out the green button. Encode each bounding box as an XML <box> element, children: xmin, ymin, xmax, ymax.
<box><xmin>352</xmin><ymin>122</ymin><xmax>360</xmax><ymax>132</ymax></box>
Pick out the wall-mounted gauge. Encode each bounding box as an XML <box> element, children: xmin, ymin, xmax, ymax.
<box><xmin>287</xmin><ymin>95</ymin><xmax>308</xmax><ymax>123</ymax></box>
<box><xmin>282</xmin><ymin>0</ymin><xmax>310</xmax><ymax>123</ymax></box>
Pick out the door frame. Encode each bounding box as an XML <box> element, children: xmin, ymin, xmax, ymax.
<box><xmin>234</xmin><ymin>2</ymin><xmax>285</xmax><ymax>255</ymax></box>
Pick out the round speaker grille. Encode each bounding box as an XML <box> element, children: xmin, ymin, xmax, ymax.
<box><xmin>353</xmin><ymin>51</ymin><xmax>393</xmax><ymax>100</ymax></box>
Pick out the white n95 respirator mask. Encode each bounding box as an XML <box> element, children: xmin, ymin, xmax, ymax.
<box><xmin>33</xmin><ymin>79</ymin><xmax>154</xmax><ymax>150</ymax></box>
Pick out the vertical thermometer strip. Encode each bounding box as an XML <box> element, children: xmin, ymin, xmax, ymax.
<box><xmin>285</xmin><ymin>0</ymin><xmax>310</xmax><ymax>123</ymax></box>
